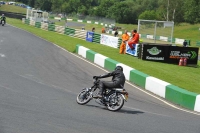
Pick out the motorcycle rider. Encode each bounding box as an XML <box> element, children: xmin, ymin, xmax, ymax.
<box><xmin>0</xmin><ymin>14</ymin><xmax>6</xmax><ymax>24</ymax></box>
<box><xmin>93</xmin><ymin>66</ymin><xmax>125</xmax><ymax>98</ymax></box>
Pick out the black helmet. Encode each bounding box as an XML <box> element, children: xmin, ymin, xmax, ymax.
<box><xmin>115</xmin><ymin>66</ymin><xmax>123</xmax><ymax>71</ymax></box>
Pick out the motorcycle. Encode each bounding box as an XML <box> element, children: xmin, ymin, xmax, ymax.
<box><xmin>76</xmin><ymin>77</ymin><xmax>128</xmax><ymax>111</ymax></box>
<box><xmin>1</xmin><ymin>20</ymin><xmax>5</xmax><ymax>26</ymax></box>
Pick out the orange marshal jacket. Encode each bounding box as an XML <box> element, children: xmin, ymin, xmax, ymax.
<box><xmin>122</xmin><ymin>33</ymin><xmax>130</xmax><ymax>42</ymax></box>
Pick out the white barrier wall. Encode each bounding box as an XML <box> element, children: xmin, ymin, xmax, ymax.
<box><xmin>145</xmin><ymin>77</ymin><xmax>170</xmax><ymax>98</ymax></box>
<box><xmin>94</xmin><ymin>54</ymin><xmax>108</xmax><ymax>67</ymax></box>
<box><xmin>78</xmin><ymin>46</ymin><xmax>89</xmax><ymax>58</ymax></box>
<box><xmin>194</xmin><ymin>95</ymin><xmax>200</xmax><ymax>112</ymax></box>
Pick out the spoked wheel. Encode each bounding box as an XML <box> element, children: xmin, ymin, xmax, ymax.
<box><xmin>76</xmin><ymin>90</ymin><xmax>92</xmax><ymax>105</ymax></box>
<box><xmin>106</xmin><ymin>93</ymin><xmax>124</xmax><ymax>111</ymax></box>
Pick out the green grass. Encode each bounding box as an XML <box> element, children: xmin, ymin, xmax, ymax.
<box><xmin>0</xmin><ymin>5</ymin><xmax>26</xmax><ymax>14</ymax></box>
<box><xmin>7</xmin><ymin>18</ymin><xmax>200</xmax><ymax>94</ymax></box>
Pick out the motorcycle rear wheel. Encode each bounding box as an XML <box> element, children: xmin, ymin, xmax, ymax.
<box><xmin>76</xmin><ymin>90</ymin><xmax>91</xmax><ymax>105</ymax></box>
<box><xmin>107</xmin><ymin>93</ymin><xmax>124</xmax><ymax>111</ymax></box>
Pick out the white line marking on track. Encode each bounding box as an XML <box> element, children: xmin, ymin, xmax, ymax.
<box><xmin>9</xmin><ymin>24</ymin><xmax>200</xmax><ymax>116</ymax></box>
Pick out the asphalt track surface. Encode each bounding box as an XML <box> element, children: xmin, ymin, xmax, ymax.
<box><xmin>0</xmin><ymin>25</ymin><xmax>199</xmax><ymax>133</ymax></box>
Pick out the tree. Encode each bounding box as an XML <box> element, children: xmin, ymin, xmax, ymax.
<box><xmin>183</xmin><ymin>0</ymin><xmax>200</xmax><ymax>24</ymax></box>
<box><xmin>139</xmin><ymin>10</ymin><xmax>160</xmax><ymax>20</ymax></box>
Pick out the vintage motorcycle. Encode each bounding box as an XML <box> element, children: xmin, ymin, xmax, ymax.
<box><xmin>1</xmin><ymin>20</ymin><xmax>5</xmax><ymax>26</ymax></box>
<box><xmin>76</xmin><ymin>77</ymin><xmax>128</xmax><ymax>111</ymax></box>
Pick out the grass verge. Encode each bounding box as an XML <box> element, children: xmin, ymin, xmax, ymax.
<box><xmin>7</xmin><ymin>18</ymin><xmax>200</xmax><ymax>94</ymax></box>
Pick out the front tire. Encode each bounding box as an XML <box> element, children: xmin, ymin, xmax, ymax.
<box><xmin>76</xmin><ymin>89</ymin><xmax>92</xmax><ymax>105</ymax></box>
<box><xmin>107</xmin><ymin>93</ymin><xmax>124</xmax><ymax>111</ymax></box>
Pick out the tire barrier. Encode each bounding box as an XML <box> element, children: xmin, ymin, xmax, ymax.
<box><xmin>92</xmin><ymin>33</ymin><xmax>101</xmax><ymax>44</ymax></box>
<box><xmin>30</xmin><ymin>20</ymin><xmax>35</xmax><ymax>26</ymax></box>
<box><xmin>64</xmin><ymin>27</ymin><xmax>75</xmax><ymax>36</ymax></box>
<box><xmin>48</xmin><ymin>24</ymin><xmax>55</xmax><ymax>32</ymax></box>
<box><xmin>74</xmin><ymin>29</ymin><xmax>87</xmax><ymax>40</ymax></box>
<box><xmin>118</xmin><ymin>38</ymin><xmax>122</xmax><ymax>48</ymax></box>
<box><xmin>41</xmin><ymin>22</ymin><xmax>48</xmax><ymax>30</ymax></box>
<box><xmin>35</xmin><ymin>22</ymin><xmax>41</xmax><ymax>28</ymax></box>
<box><xmin>55</xmin><ymin>25</ymin><xmax>65</xmax><ymax>34</ymax></box>
<box><xmin>25</xmin><ymin>19</ymin><xmax>30</xmax><ymax>25</ymax></box>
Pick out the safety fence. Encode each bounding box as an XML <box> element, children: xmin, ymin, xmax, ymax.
<box><xmin>44</xmin><ymin>17</ymin><xmax>194</xmax><ymax>46</ymax></box>
<box><xmin>64</xmin><ymin>18</ymin><xmax>193</xmax><ymax>46</ymax></box>
<box><xmin>22</xmin><ymin>19</ymin><xmax>123</xmax><ymax>49</ymax></box>
<box><xmin>22</xmin><ymin>18</ymin><xmax>200</xmax><ymax>49</ymax></box>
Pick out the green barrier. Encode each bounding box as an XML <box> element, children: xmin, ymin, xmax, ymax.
<box><xmin>76</xmin><ymin>45</ymin><xmax>81</xmax><ymax>53</ymax></box>
<box><xmin>165</xmin><ymin>85</ymin><xmax>198</xmax><ymax>110</ymax></box>
<box><xmin>64</xmin><ymin>27</ymin><xmax>75</xmax><ymax>36</ymax></box>
<box><xmin>73</xmin><ymin>18</ymin><xmax>77</xmax><ymax>22</ymax></box>
<box><xmin>168</xmin><ymin>37</ymin><xmax>175</xmax><ymax>43</ymax></box>
<box><xmin>186</xmin><ymin>39</ymin><xmax>190</xmax><ymax>46</ymax></box>
<box><xmin>25</xmin><ymin>19</ymin><xmax>30</xmax><ymax>25</ymax></box>
<box><xmin>141</xmin><ymin>34</ymin><xmax>147</xmax><ymax>38</ymax></box>
<box><xmin>118</xmin><ymin>38</ymin><xmax>122</xmax><ymax>48</ymax></box>
<box><xmin>86</xmin><ymin>50</ymin><xmax>97</xmax><ymax>62</ymax></box>
<box><xmin>48</xmin><ymin>24</ymin><xmax>55</xmax><ymax>32</ymax></box>
<box><xmin>196</xmin><ymin>41</ymin><xmax>200</xmax><ymax>47</ymax></box>
<box><xmin>104</xmin><ymin>58</ymin><xmax>119</xmax><ymax>71</ymax></box>
<box><xmin>61</xmin><ymin>18</ymin><xmax>66</xmax><ymax>20</ymax></box>
<box><xmin>155</xmin><ymin>36</ymin><xmax>160</xmax><ymax>40</ymax></box>
<box><xmin>35</xmin><ymin>22</ymin><xmax>41</xmax><ymax>28</ymax></box>
<box><xmin>92</xmin><ymin>33</ymin><xmax>101</xmax><ymax>43</ymax></box>
<box><xmin>49</xmin><ymin>16</ymin><xmax>54</xmax><ymax>19</ymax></box>
<box><xmin>130</xmin><ymin>70</ymin><xmax>149</xmax><ymax>88</ymax></box>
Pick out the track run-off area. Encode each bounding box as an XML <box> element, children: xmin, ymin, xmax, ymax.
<box><xmin>0</xmin><ymin>24</ymin><xmax>199</xmax><ymax>133</ymax></box>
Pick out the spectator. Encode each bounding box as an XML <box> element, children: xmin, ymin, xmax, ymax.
<box><xmin>92</xmin><ymin>27</ymin><xmax>95</xmax><ymax>32</ymax></box>
<box><xmin>128</xmin><ymin>29</ymin><xmax>139</xmax><ymax>50</ymax></box>
<box><xmin>114</xmin><ymin>29</ymin><xmax>118</xmax><ymax>37</ymax></box>
<box><xmin>183</xmin><ymin>40</ymin><xmax>188</xmax><ymax>47</ymax></box>
<box><xmin>102</xmin><ymin>27</ymin><xmax>105</xmax><ymax>33</ymax></box>
<box><xmin>119</xmin><ymin>30</ymin><xmax>130</xmax><ymax>54</ymax></box>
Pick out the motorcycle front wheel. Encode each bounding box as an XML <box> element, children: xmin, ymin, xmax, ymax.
<box><xmin>107</xmin><ymin>93</ymin><xmax>124</xmax><ymax>111</ymax></box>
<box><xmin>76</xmin><ymin>89</ymin><xmax>92</xmax><ymax>105</ymax></box>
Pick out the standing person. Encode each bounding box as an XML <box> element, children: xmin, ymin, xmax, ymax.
<box><xmin>183</xmin><ymin>40</ymin><xmax>188</xmax><ymax>47</ymax></box>
<box><xmin>102</xmin><ymin>27</ymin><xmax>105</xmax><ymax>33</ymax></box>
<box><xmin>128</xmin><ymin>29</ymin><xmax>139</xmax><ymax>50</ymax></box>
<box><xmin>93</xmin><ymin>66</ymin><xmax>125</xmax><ymax>98</ymax></box>
<box><xmin>114</xmin><ymin>29</ymin><xmax>118</xmax><ymax>37</ymax></box>
<box><xmin>92</xmin><ymin>27</ymin><xmax>95</xmax><ymax>32</ymax></box>
<box><xmin>119</xmin><ymin>30</ymin><xmax>130</xmax><ymax>54</ymax></box>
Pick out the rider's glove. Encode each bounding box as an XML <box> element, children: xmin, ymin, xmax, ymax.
<box><xmin>93</xmin><ymin>76</ymin><xmax>101</xmax><ymax>79</ymax></box>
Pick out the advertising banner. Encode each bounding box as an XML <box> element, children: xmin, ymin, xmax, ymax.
<box><xmin>142</xmin><ymin>44</ymin><xmax>199</xmax><ymax>65</ymax></box>
<box><xmin>86</xmin><ymin>31</ymin><xmax>94</xmax><ymax>42</ymax></box>
<box><xmin>126</xmin><ymin>43</ymin><xmax>139</xmax><ymax>56</ymax></box>
<box><xmin>168</xmin><ymin>47</ymin><xmax>198</xmax><ymax>64</ymax></box>
<box><xmin>142</xmin><ymin>45</ymin><xmax>169</xmax><ymax>62</ymax></box>
<box><xmin>100</xmin><ymin>34</ymin><xmax>119</xmax><ymax>48</ymax></box>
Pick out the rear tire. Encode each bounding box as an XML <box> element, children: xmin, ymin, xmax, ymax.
<box><xmin>107</xmin><ymin>93</ymin><xmax>124</xmax><ymax>111</ymax></box>
<box><xmin>76</xmin><ymin>89</ymin><xmax>92</xmax><ymax>105</ymax></box>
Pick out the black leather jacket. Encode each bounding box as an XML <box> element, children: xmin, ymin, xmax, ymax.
<box><xmin>99</xmin><ymin>69</ymin><xmax>125</xmax><ymax>87</ymax></box>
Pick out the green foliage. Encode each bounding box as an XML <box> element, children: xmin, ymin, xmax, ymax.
<box><xmin>12</xmin><ymin>0</ymin><xmax>200</xmax><ymax>24</ymax></box>
<box><xmin>139</xmin><ymin>10</ymin><xmax>160</xmax><ymax>20</ymax></box>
